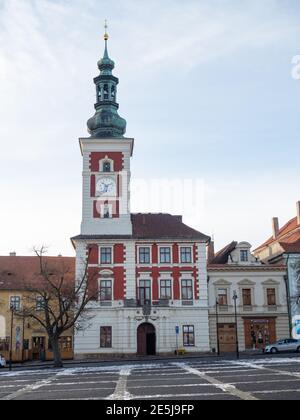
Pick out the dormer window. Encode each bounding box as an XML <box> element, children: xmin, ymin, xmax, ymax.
<box><xmin>240</xmin><ymin>250</ymin><xmax>249</xmax><ymax>262</ymax></box>
<box><xmin>103</xmin><ymin>161</ymin><xmax>111</xmax><ymax>173</ymax></box>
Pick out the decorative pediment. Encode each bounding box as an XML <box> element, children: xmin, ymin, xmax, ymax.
<box><xmin>262</xmin><ymin>279</ymin><xmax>280</xmax><ymax>286</ymax></box>
<box><xmin>213</xmin><ymin>279</ymin><xmax>232</xmax><ymax>286</ymax></box>
<box><xmin>237</xmin><ymin>279</ymin><xmax>255</xmax><ymax>286</ymax></box>
<box><xmin>99</xmin><ymin>269</ymin><xmax>114</xmax><ymax>278</ymax></box>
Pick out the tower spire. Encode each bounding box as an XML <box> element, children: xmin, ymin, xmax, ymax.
<box><xmin>87</xmin><ymin>24</ymin><xmax>127</xmax><ymax>138</ymax></box>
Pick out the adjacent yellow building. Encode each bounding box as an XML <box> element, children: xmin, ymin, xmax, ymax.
<box><xmin>0</xmin><ymin>254</ymin><xmax>75</xmax><ymax>362</ymax></box>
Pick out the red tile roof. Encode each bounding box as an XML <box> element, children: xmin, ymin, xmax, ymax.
<box><xmin>254</xmin><ymin>216</ymin><xmax>300</xmax><ymax>253</ymax></box>
<box><xmin>0</xmin><ymin>256</ymin><xmax>75</xmax><ymax>291</ymax></box>
<box><xmin>72</xmin><ymin>213</ymin><xmax>210</xmax><ymax>242</ymax></box>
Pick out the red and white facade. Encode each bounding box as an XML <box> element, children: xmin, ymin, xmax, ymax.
<box><xmin>72</xmin><ymin>36</ymin><xmax>210</xmax><ymax>357</ymax></box>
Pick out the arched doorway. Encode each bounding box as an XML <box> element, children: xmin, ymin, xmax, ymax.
<box><xmin>137</xmin><ymin>323</ymin><xmax>156</xmax><ymax>356</ymax></box>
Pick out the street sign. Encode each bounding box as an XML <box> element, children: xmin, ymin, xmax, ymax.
<box><xmin>175</xmin><ymin>326</ymin><xmax>179</xmax><ymax>335</ymax></box>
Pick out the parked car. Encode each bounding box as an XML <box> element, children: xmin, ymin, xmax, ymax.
<box><xmin>0</xmin><ymin>354</ymin><xmax>6</xmax><ymax>368</ymax></box>
<box><xmin>264</xmin><ymin>339</ymin><xmax>300</xmax><ymax>354</ymax></box>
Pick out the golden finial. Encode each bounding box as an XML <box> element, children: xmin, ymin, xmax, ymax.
<box><xmin>104</xmin><ymin>19</ymin><xmax>109</xmax><ymax>41</ymax></box>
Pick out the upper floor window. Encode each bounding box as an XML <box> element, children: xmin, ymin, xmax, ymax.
<box><xmin>160</xmin><ymin>247</ymin><xmax>171</xmax><ymax>264</ymax></box>
<box><xmin>10</xmin><ymin>296</ymin><xmax>21</xmax><ymax>311</ymax></box>
<box><xmin>181</xmin><ymin>279</ymin><xmax>193</xmax><ymax>300</ymax></box>
<box><xmin>139</xmin><ymin>247</ymin><xmax>151</xmax><ymax>264</ymax></box>
<box><xmin>240</xmin><ymin>250</ymin><xmax>249</xmax><ymax>262</ymax></box>
<box><xmin>180</xmin><ymin>247</ymin><xmax>192</xmax><ymax>264</ymax></box>
<box><xmin>103</xmin><ymin>161</ymin><xmax>111</xmax><ymax>173</ymax></box>
<box><xmin>100</xmin><ymin>247</ymin><xmax>112</xmax><ymax>265</ymax></box>
<box><xmin>242</xmin><ymin>289</ymin><xmax>252</xmax><ymax>306</ymax></box>
<box><xmin>100</xmin><ymin>280</ymin><xmax>112</xmax><ymax>301</ymax></box>
<box><xmin>139</xmin><ymin>279</ymin><xmax>151</xmax><ymax>305</ymax></box>
<box><xmin>217</xmin><ymin>289</ymin><xmax>228</xmax><ymax>306</ymax></box>
<box><xmin>36</xmin><ymin>297</ymin><xmax>45</xmax><ymax>312</ymax></box>
<box><xmin>160</xmin><ymin>280</ymin><xmax>172</xmax><ymax>300</ymax></box>
<box><xmin>267</xmin><ymin>288</ymin><xmax>276</xmax><ymax>306</ymax></box>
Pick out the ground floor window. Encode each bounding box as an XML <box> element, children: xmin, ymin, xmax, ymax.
<box><xmin>0</xmin><ymin>338</ymin><xmax>9</xmax><ymax>352</ymax></box>
<box><xmin>59</xmin><ymin>336</ymin><xmax>73</xmax><ymax>351</ymax></box>
<box><xmin>100</xmin><ymin>327</ymin><xmax>112</xmax><ymax>348</ymax></box>
<box><xmin>183</xmin><ymin>325</ymin><xmax>195</xmax><ymax>347</ymax></box>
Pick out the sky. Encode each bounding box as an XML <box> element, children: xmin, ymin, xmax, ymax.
<box><xmin>0</xmin><ymin>0</ymin><xmax>300</xmax><ymax>257</ymax></box>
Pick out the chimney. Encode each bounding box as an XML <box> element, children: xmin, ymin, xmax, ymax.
<box><xmin>207</xmin><ymin>241</ymin><xmax>215</xmax><ymax>264</ymax></box>
<box><xmin>297</xmin><ymin>201</ymin><xmax>300</xmax><ymax>225</ymax></box>
<box><xmin>272</xmin><ymin>217</ymin><xmax>279</xmax><ymax>239</ymax></box>
<box><xmin>9</xmin><ymin>252</ymin><xmax>16</xmax><ymax>257</ymax></box>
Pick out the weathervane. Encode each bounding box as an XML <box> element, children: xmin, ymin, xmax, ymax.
<box><xmin>104</xmin><ymin>19</ymin><xmax>109</xmax><ymax>41</ymax></box>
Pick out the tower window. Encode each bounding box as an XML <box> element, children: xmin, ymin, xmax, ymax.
<box><xmin>111</xmin><ymin>85</ymin><xmax>116</xmax><ymax>100</ymax></box>
<box><xmin>97</xmin><ymin>86</ymin><xmax>102</xmax><ymax>101</ymax></box>
<box><xmin>104</xmin><ymin>84</ymin><xmax>109</xmax><ymax>100</ymax></box>
<box><xmin>103</xmin><ymin>161</ymin><xmax>111</xmax><ymax>173</ymax></box>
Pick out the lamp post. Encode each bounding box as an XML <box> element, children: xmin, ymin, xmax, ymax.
<box><xmin>233</xmin><ymin>291</ymin><xmax>239</xmax><ymax>360</ymax></box>
<box><xmin>9</xmin><ymin>304</ymin><xmax>14</xmax><ymax>371</ymax></box>
<box><xmin>215</xmin><ymin>299</ymin><xmax>220</xmax><ymax>356</ymax></box>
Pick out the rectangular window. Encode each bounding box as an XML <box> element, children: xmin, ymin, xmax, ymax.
<box><xmin>100</xmin><ymin>327</ymin><xmax>112</xmax><ymax>348</ymax></box>
<box><xmin>36</xmin><ymin>297</ymin><xmax>45</xmax><ymax>312</ymax></box>
<box><xmin>139</xmin><ymin>280</ymin><xmax>151</xmax><ymax>305</ymax></box>
<box><xmin>240</xmin><ymin>250</ymin><xmax>249</xmax><ymax>262</ymax></box>
<box><xmin>10</xmin><ymin>296</ymin><xmax>21</xmax><ymax>311</ymax></box>
<box><xmin>217</xmin><ymin>289</ymin><xmax>228</xmax><ymax>306</ymax></box>
<box><xmin>160</xmin><ymin>280</ymin><xmax>172</xmax><ymax>300</ymax></box>
<box><xmin>100</xmin><ymin>280</ymin><xmax>112</xmax><ymax>301</ymax></box>
<box><xmin>100</xmin><ymin>247</ymin><xmax>112</xmax><ymax>265</ymax></box>
<box><xmin>139</xmin><ymin>247</ymin><xmax>151</xmax><ymax>264</ymax></box>
<box><xmin>180</xmin><ymin>247</ymin><xmax>192</xmax><ymax>264</ymax></box>
<box><xmin>59</xmin><ymin>337</ymin><xmax>73</xmax><ymax>351</ymax></box>
<box><xmin>183</xmin><ymin>325</ymin><xmax>195</xmax><ymax>347</ymax></box>
<box><xmin>160</xmin><ymin>247</ymin><xmax>171</xmax><ymax>264</ymax></box>
<box><xmin>181</xmin><ymin>279</ymin><xmax>193</xmax><ymax>300</ymax></box>
<box><xmin>242</xmin><ymin>289</ymin><xmax>252</xmax><ymax>306</ymax></box>
<box><xmin>267</xmin><ymin>288</ymin><xmax>276</xmax><ymax>306</ymax></box>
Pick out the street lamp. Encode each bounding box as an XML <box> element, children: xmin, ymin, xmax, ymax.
<box><xmin>215</xmin><ymin>299</ymin><xmax>220</xmax><ymax>356</ymax></box>
<box><xmin>232</xmin><ymin>291</ymin><xmax>239</xmax><ymax>360</ymax></box>
<box><xmin>9</xmin><ymin>304</ymin><xmax>14</xmax><ymax>371</ymax></box>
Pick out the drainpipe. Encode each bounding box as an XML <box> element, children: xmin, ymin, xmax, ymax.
<box><xmin>284</xmin><ymin>253</ymin><xmax>292</xmax><ymax>338</ymax></box>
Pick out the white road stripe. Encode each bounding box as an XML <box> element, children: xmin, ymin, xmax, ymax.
<box><xmin>174</xmin><ymin>363</ymin><xmax>258</xmax><ymax>401</ymax></box>
<box><xmin>107</xmin><ymin>368</ymin><xmax>133</xmax><ymax>400</ymax></box>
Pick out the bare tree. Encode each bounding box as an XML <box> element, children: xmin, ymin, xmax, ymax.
<box><xmin>15</xmin><ymin>247</ymin><xmax>97</xmax><ymax>368</ymax></box>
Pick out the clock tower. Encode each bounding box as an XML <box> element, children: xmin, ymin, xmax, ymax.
<box><xmin>80</xmin><ymin>27</ymin><xmax>133</xmax><ymax>236</ymax></box>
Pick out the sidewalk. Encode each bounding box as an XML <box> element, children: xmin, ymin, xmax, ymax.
<box><xmin>1</xmin><ymin>350</ymin><xmax>266</xmax><ymax>371</ymax></box>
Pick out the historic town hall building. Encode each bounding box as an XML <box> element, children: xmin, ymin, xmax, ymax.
<box><xmin>72</xmin><ymin>30</ymin><xmax>211</xmax><ymax>357</ymax></box>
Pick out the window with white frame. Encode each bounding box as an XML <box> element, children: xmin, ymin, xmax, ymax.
<box><xmin>240</xmin><ymin>250</ymin><xmax>249</xmax><ymax>262</ymax></box>
<box><xmin>100</xmin><ymin>280</ymin><xmax>112</xmax><ymax>301</ymax></box>
<box><xmin>139</xmin><ymin>279</ymin><xmax>151</xmax><ymax>304</ymax></box>
<box><xmin>217</xmin><ymin>289</ymin><xmax>228</xmax><ymax>306</ymax></box>
<box><xmin>103</xmin><ymin>161</ymin><xmax>111</xmax><ymax>173</ymax></box>
<box><xmin>160</xmin><ymin>279</ymin><xmax>172</xmax><ymax>300</ymax></box>
<box><xmin>181</xmin><ymin>279</ymin><xmax>193</xmax><ymax>300</ymax></box>
<box><xmin>10</xmin><ymin>296</ymin><xmax>21</xmax><ymax>311</ymax></box>
<box><xmin>100</xmin><ymin>247</ymin><xmax>112</xmax><ymax>265</ymax></box>
<box><xmin>160</xmin><ymin>247</ymin><xmax>171</xmax><ymax>264</ymax></box>
<box><xmin>139</xmin><ymin>247</ymin><xmax>151</xmax><ymax>264</ymax></box>
<box><xmin>180</xmin><ymin>247</ymin><xmax>192</xmax><ymax>264</ymax></box>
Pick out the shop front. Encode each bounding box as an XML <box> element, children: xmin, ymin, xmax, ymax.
<box><xmin>243</xmin><ymin>317</ymin><xmax>276</xmax><ymax>350</ymax></box>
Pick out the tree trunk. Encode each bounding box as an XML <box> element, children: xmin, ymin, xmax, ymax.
<box><xmin>50</xmin><ymin>337</ymin><xmax>63</xmax><ymax>368</ymax></box>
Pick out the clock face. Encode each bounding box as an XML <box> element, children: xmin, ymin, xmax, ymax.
<box><xmin>96</xmin><ymin>177</ymin><xmax>117</xmax><ymax>197</ymax></box>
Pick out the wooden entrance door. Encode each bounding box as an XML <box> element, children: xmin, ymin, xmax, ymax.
<box><xmin>137</xmin><ymin>323</ymin><xmax>156</xmax><ymax>356</ymax></box>
<box><xmin>32</xmin><ymin>337</ymin><xmax>45</xmax><ymax>360</ymax></box>
<box><xmin>218</xmin><ymin>324</ymin><xmax>236</xmax><ymax>353</ymax></box>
